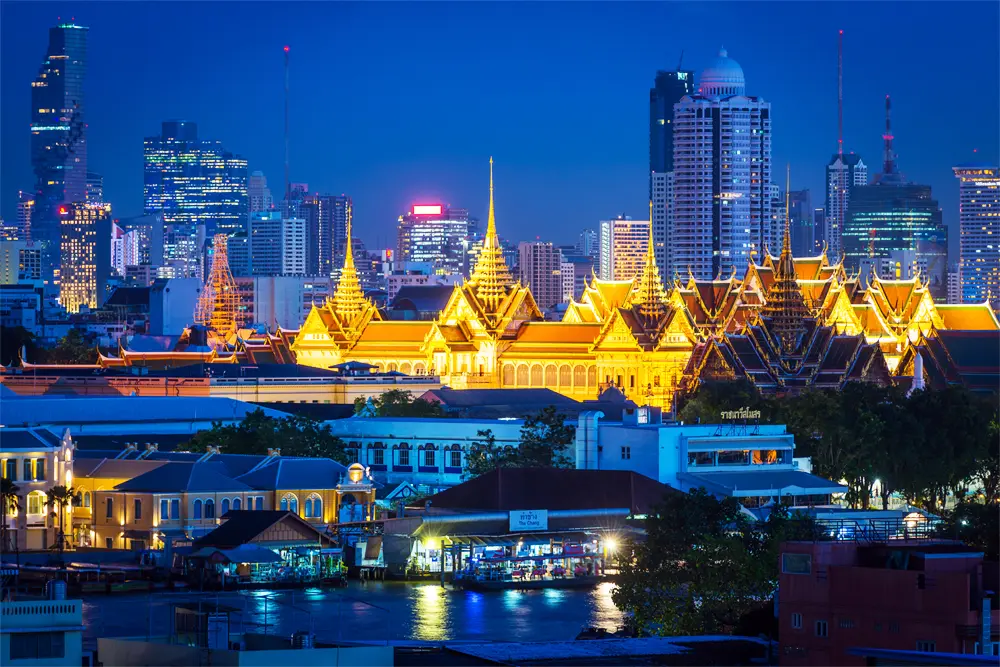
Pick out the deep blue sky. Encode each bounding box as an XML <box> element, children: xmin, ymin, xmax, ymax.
<box><xmin>2</xmin><ymin>2</ymin><xmax>998</xmax><ymax>257</ymax></box>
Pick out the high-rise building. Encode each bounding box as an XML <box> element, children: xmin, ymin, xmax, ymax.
<box><xmin>576</xmin><ymin>228</ymin><xmax>599</xmax><ymax>262</ymax></box>
<box><xmin>0</xmin><ymin>219</ymin><xmax>18</xmax><ymax>242</ymax></box>
<box><xmin>396</xmin><ymin>205</ymin><xmax>470</xmax><ymax>277</ymax></box>
<box><xmin>143</xmin><ymin>120</ymin><xmax>248</xmax><ymax>278</ymax></box>
<box><xmin>280</xmin><ymin>183</ymin><xmax>309</xmax><ymax>219</ymax></box>
<box><xmin>16</xmin><ymin>191</ymin><xmax>35</xmax><ymax>242</ymax></box>
<box><xmin>281</xmin><ymin>216</ymin><xmax>307</xmax><ymax>276</ymax></box>
<box><xmin>825</xmin><ymin>153</ymin><xmax>868</xmax><ymax>258</ymax></box>
<box><xmin>159</xmin><ymin>224</ymin><xmax>206</xmax><ymax>280</ymax></box>
<box><xmin>671</xmin><ymin>49</ymin><xmax>773</xmax><ymax>279</ymax></box>
<box><xmin>109</xmin><ymin>222</ymin><xmax>139</xmax><ymax>277</ymax></box>
<box><xmin>813</xmin><ymin>208</ymin><xmax>826</xmax><ymax>253</ymax></box>
<box><xmin>59</xmin><ymin>202</ymin><xmax>111</xmax><ymax>313</ymax></box>
<box><xmin>649</xmin><ymin>67</ymin><xmax>695</xmax><ymax>184</ymax></box>
<box><xmin>227</xmin><ymin>233</ymin><xmax>250</xmax><ymax>277</ymax></box>
<box><xmin>947</xmin><ymin>264</ymin><xmax>961</xmax><ymax>304</ymax></box>
<box><xmin>118</xmin><ymin>214</ymin><xmax>164</xmax><ymax>268</ymax></box>
<box><xmin>301</xmin><ymin>193</ymin><xmax>351</xmax><ymax>277</ymax></box>
<box><xmin>599</xmin><ymin>215</ymin><xmax>649</xmax><ymax>281</ymax></box>
<box><xmin>86</xmin><ymin>171</ymin><xmax>104</xmax><ymax>204</ymax></box>
<box><xmin>788</xmin><ymin>190</ymin><xmax>814</xmax><ymax>258</ymax></box>
<box><xmin>248</xmin><ymin>170</ymin><xmax>273</xmax><ymax>215</ymax></box>
<box><xmin>249</xmin><ymin>212</ymin><xmax>282</xmax><ymax>276</ymax></box>
<box><xmin>0</xmin><ymin>242</ymin><xmax>42</xmax><ymax>286</ymax></box>
<box><xmin>31</xmin><ymin>22</ymin><xmax>88</xmax><ymax>292</ymax></box>
<box><xmin>953</xmin><ymin>164</ymin><xmax>999</xmax><ymax>308</ymax></box>
<box><xmin>517</xmin><ymin>241</ymin><xmax>563</xmax><ymax>310</ymax></box>
<box><xmin>651</xmin><ymin>171</ymin><xmax>674</xmax><ymax>279</ymax></box>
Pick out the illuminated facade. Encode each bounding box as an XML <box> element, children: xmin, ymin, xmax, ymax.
<box><xmin>396</xmin><ymin>205</ymin><xmax>470</xmax><ymax>277</ymax></box>
<box><xmin>825</xmin><ymin>153</ymin><xmax>868</xmax><ymax>259</ymax></box>
<box><xmin>599</xmin><ymin>215</ymin><xmax>649</xmax><ymax>282</ymax></box>
<box><xmin>59</xmin><ymin>203</ymin><xmax>111</xmax><ymax>313</ymax></box>
<box><xmin>953</xmin><ymin>164</ymin><xmax>999</xmax><ymax>309</ymax></box>
<box><xmin>293</xmin><ymin>159</ymin><xmax>998</xmax><ymax>408</ymax></box>
<box><xmin>194</xmin><ymin>234</ymin><xmax>240</xmax><ymax>336</ymax></box>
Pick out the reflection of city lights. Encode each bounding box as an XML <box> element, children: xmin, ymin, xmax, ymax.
<box><xmin>414</xmin><ymin>585</ymin><xmax>446</xmax><ymax>641</ymax></box>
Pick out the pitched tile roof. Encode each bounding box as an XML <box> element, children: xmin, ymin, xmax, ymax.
<box><xmin>193</xmin><ymin>510</ymin><xmax>334</xmax><ymax>549</ymax></box>
<box><xmin>235</xmin><ymin>458</ymin><xmax>348</xmax><ymax>491</ymax></box>
<box><xmin>114</xmin><ymin>462</ymin><xmax>253</xmax><ymax>493</ymax></box>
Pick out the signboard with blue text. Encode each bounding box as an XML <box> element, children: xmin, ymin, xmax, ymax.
<box><xmin>509</xmin><ymin>509</ymin><xmax>548</xmax><ymax>531</ymax></box>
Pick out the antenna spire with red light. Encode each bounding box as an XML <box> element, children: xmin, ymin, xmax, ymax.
<box><xmin>882</xmin><ymin>94</ymin><xmax>895</xmax><ymax>175</ymax></box>
<box><xmin>284</xmin><ymin>46</ymin><xmax>291</xmax><ymax>203</ymax></box>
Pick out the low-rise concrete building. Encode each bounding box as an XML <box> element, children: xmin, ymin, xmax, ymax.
<box><xmin>0</xmin><ymin>598</ymin><xmax>84</xmax><ymax>666</ymax></box>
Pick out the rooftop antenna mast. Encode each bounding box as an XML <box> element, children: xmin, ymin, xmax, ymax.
<box><xmin>284</xmin><ymin>45</ymin><xmax>290</xmax><ymax>203</ymax></box>
<box><xmin>677</xmin><ymin>49</ymin><xmax>685</xmax><ymax>71</ymax></box>
<box><xmin>837</xmin><ymin>30</ymin><xmax>843</xmax><ymax>159</ymax></box>
<box><xmin>882</xmin><ymin>94</ymin><xmax>895</xmax><ymax>176</ymax></box>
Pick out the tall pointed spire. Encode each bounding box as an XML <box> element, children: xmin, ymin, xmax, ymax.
<box><xmin>628</xmin><ymin>200</ymin><xmax>669</xmax><ymax>321</ymax></box>
<box><xmin>194</xmin><ymin>234</ymin><xmax>240</xmax><ymax>335</ymax></box>
<box><xmin>761</xmin><ymin>165</ymin><xmax>809</xmax><ymax>352</ymax></box>
<box><xmin>469</xmin><ymin>157</ymin><xmax>513</xmax><ymax>312</ymax></box>
<box><xmin>333</xmin><ymin>202</ymin><xmax>366</xmax><ymax>321</ymax></box>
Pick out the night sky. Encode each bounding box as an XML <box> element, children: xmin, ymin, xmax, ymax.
<box><xmin>2</xmin><ymin>2</ymin><xmax>997</xmax><ymax>258</ymax></box>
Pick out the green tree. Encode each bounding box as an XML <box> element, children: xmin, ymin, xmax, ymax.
<box><xmin>0</xmin><ymin>326</ymin><xmax>42</xmax><ymax>366</ymax></box>
<box><xmin>353</xmin><ymin>390</ymin><xmax>447</xmax><ymax>418</ymax></box>
<box><xmin>678</xmin><ymin>379</ymin><xmax>773</xmax><ymax>424</ymax></box>
<box><xmin>186</xmin><ymin>409</ymin><xmax>349</xmax><ymax>462</ymax></box>
<box><xmin>45</xmin><ymin>485</ymin><xmax>80</xmax><ymax>558</ymax></box>
<box><xmin>937</xmin><ymin>500</ymin><xmax>999</xmax><ymax>561</ymax></box>
<box><xmin>516</xmin><ymin>406</ymin><xmax>575</xmax><ymax>468</ymax></box>
<box><xmin>44</xmin><ymin>329</ymin><xmax>100</xmax><ymax>365</ymax></box>
<box><xmin>612</xmin><ymin>489</ymin><xmax>824</xmax><ymax>636</ymax></box>
<box><xmin>464</xmin><ymin>429</ymin><xmax>510</xmax><ymax>478</ymax></box>
<box><xmin>0</xmin><ymin>478</ymin><xmax>20</xmax><ymax>553</ymax></box>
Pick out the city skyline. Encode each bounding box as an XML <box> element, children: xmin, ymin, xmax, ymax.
<box><xmin>1</xmin><ymin>2</ymin><xmax>998</xmax><ymax>260</ymax></box>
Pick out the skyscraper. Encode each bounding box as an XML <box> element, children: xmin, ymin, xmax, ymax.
<box><xmin>397</xmin><ymin>205</ymin><xmax>470</xmax><ymax>277</ymax></box>
<box><xmin>599</xmin><ymin>215</ymin><xmax>649</xmax><ymax>281</ymax></box>
<box><xmin>517</xmin><ymin>241</ymin><xmax>563</xmax><ymax>310</ymax></box>
<box><xmin>952</xmin><ymin>164</ymin><xmax>999</xmax><ymax>308</ymax></box>
<box><xmin>249</xmin><ymin>212</ymin><xmax>283</xmax><ymax>276</ymax></box>
<box><xmin>301</xmin><ymin>193</ymin><xmax>351</xmax><ymax>277</ymax></box>
<box><xmin>248</xmin><ymin>171</ymin><xmax>273</xmax><ymax>215</ymax></box>
<box><xmin>649</xmin><ymin>67</ymin><xmax>695</xmax><ymax>181</ymax></box>
<box><xmin>825</xmin><ymin>153</ymin><xmax>868</xmax><ymax>258</ymax></box>
<box><xmin>788</xmin><ymin>190</ymin><xmax>814</xmax><ymax>258</ymax></box>
<box><xmin>31</xmin><ymin>22</ymin><xmax>88</xmax><ymax>292</ymax></box>
<box><xmin>651</xmin><ymin>171</ymin><xmax>673</xmax><ymax>279</ymax></box>
<box><xmin>671</xmin><ymin>49</ymin><xmax>773</xmax><ymax>280</ymax></box>
<box><xmin>86</xmin><ymin>171</ymin><xmax>104</xmax><ymax>204</ymax></box>
<box><xmin>59</xmin><ymin>202</ymin><xmax>111</xmax><ymax>313</ymax></box>
<box><xmin>143</xmin><ymin>121</ymin><xmax>248</xmax><ymax>278</ymax></box>
<box><xmin>576</xmin><ymin>228</ymin><xmax>599</xmax><ymax>263</ymax></box>
<box><xmin>16</xmin><ymin>192</ymin><xmax>34</xmax><ymax>242</ymax></box>
<box><xmin>281</xmin><ymin>215</ymin><xmax>307</xmax><ymax>276</ymax></box>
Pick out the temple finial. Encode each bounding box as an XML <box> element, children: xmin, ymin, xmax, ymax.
<box><xmin>627</xmin><ymin>200</ymin><xmax>669</xmax><ymax>321</ymax></box>
<box><xmin>332</xmin><ymin>200</ymin><xmax>366</xmax><ymax>321</ymax></box>
<box><xmin>469</xmin><ymin>157</ymin><xmax>513</xmax><ymax>313</ymax></box>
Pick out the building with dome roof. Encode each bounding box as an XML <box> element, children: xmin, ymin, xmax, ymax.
<box><xmin>670</xmin><ymin>48</ymin><xmax>774</xmax><ymax>281</ymax></box>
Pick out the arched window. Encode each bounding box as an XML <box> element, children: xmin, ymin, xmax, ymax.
<box><xmin>255</xmin><ymin>496</ymin><xmax>263</xmax><ymax>511</ymax></box>
<box><xmin>27</xmin><ymin>491</ymin><xmax>46</xmax><ymax>516</ymax></box>
<box><xmin>574</xmin><ymin>365</ymin><xmax>586</xmax><ymax>386</ymax></box>
<box><xmin>305</xmin><ymin>494</ymin><xmax>322</xmax><ymax>519</ymax></box>
<box><xmin>232</xmin><ymin>498</ymin><xmax>242</xmax><ymax>511</ymax></box>
<box><xmin>221</xmin><ymin>498</ymin><xmax>230</xmax><ymax>516</ymax></box>
<box><xmin>516</xmin><ymin>365</ymin><xmax>528</xmax><ymax>386</ymax></box>
<box><xmin>193</xmin><ymin>499</ymin><xmax>202</xmax><ymax>519</ymax></box>
<box><xmin>544</xmin><ymin>364</ymin><xmax>557</xmax><ymax>387</ymax></box>
<box><xmin>530</xmin><ymin>365</ymin><xmax>542</xmax><ymax>387</ymax></box>
<box><xmin>205</xmin><ymin>499</ymin><xmax>216</xmax><ymax>519</ymax></box>
<box><xmin>281</xmin><ymin>493</ymin><xmax>298</xmax><ymax>514</ymax></box>
<box><xmin>559</xmin><ymin>365</ymin><xmax>571</xmax><ymax>386</ymax></box>
<box><xmin>83</xmin><ymin>491</ymin><xmax>91</xmax><ymax>508</ymax></box>
<box><xmin>304</xmin><ymin>498</ymin><xmax>313</xmax><ymax>518</ymax></box>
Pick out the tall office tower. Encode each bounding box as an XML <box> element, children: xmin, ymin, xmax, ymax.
<box><xmin>825</xmin><ymin>153</ymin><xmax>868</xmax><ymax>258</ymax></box>
<box><xmin>576</xmin><ymin>228</ymin><xmax>599</xmax><ymax>262</ymax></box>
<box><xmin>248</xmin><ymin>171</ymin><xmax>273</xmax><ymax>215</ymax></box>
<box><xmin>86</xmin><ymin>171</ymin><xmax>104</xmax><ymax>204</ymax></box>
<box><xmin>118</xmin><ymin>214</ymin><xmax>163</xmax><ymax>268</ymax></box>
<box><xmin>301</xmin><ymin>193</ymin><xmax>351</xmax><ymax>276</ymax></box>
<box><xmin>17</xmin><ymin>191</ymin><xmax>35</xmax><ymax>242</ymax></box>
<box><xmin>249</xmin><ymin>212</ymin><xmax>283</xmax><ymax>276</ymax></box>
<box><xmin>0</xmin><ymin>241</ymin><xmax>42</xmax><ymax>286</ymax></box>
<box><xmin>58</xmin><ymin>202</ymin><xmax>111</xmax><ymax>313</ymax></box>
<box><xmin>281</xmin><ymin>216</ymin><xmax>307</xmax><ymax>276</ymax></box>
<box><xmin>517</xmin><ymin>241</ymin><xmax>563</xmax><ymax>309</ymax></box>
<box><xmin>649</xmin><ymin>66</ymin><xmax>695</xmax><ymax>190</ymax></box>
<box><xmin>768</xmin><ymin>183</ymin><xmax>784</xmax><ymax>255</ymax></box>
<box><xmin>947</xmin><ymin>264</ymin><xmax>961</xmax><ymax>304</ymax></box>
<box><xmin>845</xmin><ymin>106</ymin><xmax>947</xmax><ymax>298</ymax></box>
<box><xmin>396</xmin><ymin>204</ymin><xmax>471</xmax><ymax>277</ymax></box>
<box><xmin>110</xmin><ymin>222</ymin><xmax>125</xmax><ymax>276</ymax></box>
<box><xmin>561</xmin><ymin>258</ymin><xmax>575</xmax><ymax>303</ymax></box>
<box><xmin>788</xmin><ymin>190</ymin><xmax>814</xmax><ymax>257</ymax></box>
<box><xmin>813</xmin><ymin>208</ymin><xmax>826</xmax><ymax>252</ymax></box>
<box><xmin>143</xmin><ymin>120</ymin><xmax>248</xmax><ymax>278</ymax></box>
<box><xmin>280</xmin><ymin>183</ymin><xmax>309</xmax><ymax>219</ymax></box>
<box><xmin>31</xmin><ymin>22</ymin><xmax>88</xmax><ymax>292</ymax></box>
<box><xmin>672</xmin><ymin>49</ymin><xmax>772</xmax><ymax>279</ymax></box>
<box><xmin>651</xmin><ymin>171</ymin><xmax>674</xmax><ymax>279</ymax></box>
<box><xmin>953</xmin><ymin>164</ymin><xmax>999</xmax><ymax>308</ymax></box>
<box><xmin>0</xmin><ymin>219</ymin><xmax>17</xmax><ymax>242</ymax></box>
<box><xmin>227</xmin><ymin>233</ymin><xmax>250</xmax><ymax>277</ymax></box>
<box><xmin>599</xmin><ymin>215</ymin><xmax>649</xmax><ymax>281</ymax></box>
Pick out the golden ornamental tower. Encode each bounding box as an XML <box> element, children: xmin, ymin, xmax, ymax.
<box><xmin>331</xmin><ymin>204</ymin><xmax>367</xmax><ymax>322</ymax></box>
<box><xmin>194</xmin><ymin>234</ymin><xmax>240</xmax><ymax>335</ymax></box>
<box><xmin>627</xmin><ymin>200</ymin><xmax>670</xmax><ymax>322</ymax></box>
<box><xmin>467</xmin><ymin>157</ymin><xmax>514</xmax><ymax>312</ymax></box>
<box><xmin>760</xmin><ymin>166</ymin><xmax>810</xmax><ymax>351</ymax></box>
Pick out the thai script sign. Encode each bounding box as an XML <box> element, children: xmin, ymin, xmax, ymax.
<box><xmin>720</xmin><ymin>407</ymin><xmax>762</xmax><ymax>421</ymax></box>
<box><xmin>509</xmin><ymin>509</ymin><xmax>548</xmax><ymax>531</ymax></box>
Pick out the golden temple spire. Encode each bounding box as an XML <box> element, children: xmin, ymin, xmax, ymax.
<box><xmin>760</xmin><ymin>165</ymin><xmax>809</xmax><ymax>352</ymax></box>
<box><xmin>469</xmin><ymin>157</ymin><xmax>513</xmax><ymax>311</ymax></box>
<box><xmin>333</xmin><ymin>202</ymin><xmax>366</xmax><ymax>321</ymax></box>
<box><xmin>627</xmin><ymin>200</ymin><xmax>669</xmax><ymax>321</ymax></box>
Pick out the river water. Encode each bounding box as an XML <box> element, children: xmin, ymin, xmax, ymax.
<box><xmin>82</xmin><ymin>581</ymin><xmax>624</xmax><ymax>646</ymax></box>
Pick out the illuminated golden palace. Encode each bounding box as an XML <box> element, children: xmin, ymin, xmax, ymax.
<box><xmin>292</xmin><ymin>160</ymin><xmax>999</xmax><ymax>407</ymax></box>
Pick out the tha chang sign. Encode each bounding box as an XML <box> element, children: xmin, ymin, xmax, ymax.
<box><xmin>719</xmin><ymin>407</ymin><xmax>762</xmax><ymax>421</ymax></box>
<box><xmin>509</xmin><ymin>509</ymin><xmax>548</xmax><ymax>532</ymax></box>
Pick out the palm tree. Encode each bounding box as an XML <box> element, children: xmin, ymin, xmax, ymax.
<box><xmin>0</xmin><ymin>478</ymin><xmax>20</xmax><ymax>553</ymax></box>
<box><xmin>45</xmin><ymin>485</ymin><xmax>79</xmax><ymax>559</ymax></box>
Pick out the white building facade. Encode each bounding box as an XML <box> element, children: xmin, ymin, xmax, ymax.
<box><xmin>671</xmin><ymin>48</ymin><xmax>772</xmax><ymax>280</ymax></box>
<box><xmin>825</xmin><ymin>154</ymin><xmax>868</xmax><ymax>259</ymax></box>
<box><xmin>651</xmin><ymin>171</ymin><xmax>674</xmax><ymax>280</ymax></box>
<box><xmin>599</xmin><ymin>216</ymin><xmax>649</xmax><ymax>281</ymax></box>
<box><xmin>953</xmin><ymin>164</ymin><xmax>999</xmax><ymax>309</ymax></box>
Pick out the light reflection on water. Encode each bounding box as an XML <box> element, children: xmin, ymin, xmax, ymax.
<box><xmin>81</xmin><ymin>581</ymin><xmax>623</xmax><ymax>645</ymax></box>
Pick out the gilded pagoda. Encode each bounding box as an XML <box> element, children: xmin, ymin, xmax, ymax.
<box><xmin>291</xmin><ymin>159</ymin><xmax>999</xmax><ymax>408</ymax></box>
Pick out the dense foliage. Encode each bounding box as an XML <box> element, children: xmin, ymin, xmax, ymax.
<box><xmin>1</xmin><ymin>327</ymin><xmax>101</xmax><ymax>366</ymax></box>
<box><xmin>612</xmin><ymin>488</ymin><xmax>826</xmax><ymax>636</ymax></box>
<box><xmin>186</xmin><ymin>409</ymin><xmax>349</xmax><ymax>462</ymax></box>
<box><xmin>679</xmin><ymin>381</ymin><xmax>999</xmax><ymax>512</ymax></box>
<box><xmin>353</xmin><ymin>389</ymin><xmax>447</xmax><ymax>418</ymax></box>
<box><xmin>464</xmin><ymin>406</ymin><xmax>577</xmax><ymax>477</ymax></box>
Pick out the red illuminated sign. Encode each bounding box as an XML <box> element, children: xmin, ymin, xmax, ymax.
<box><xmin>58</xmin><ymin>206</ymin><xmax>68</xmax><ymax>215</ymax></box>
<box><xmin>412</xmin><ymin>204</ymin><xmax>443</xmax><ymax>216</ymax></box>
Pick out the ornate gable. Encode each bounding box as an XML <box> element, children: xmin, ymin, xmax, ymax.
<box><xmin>592</xmin><ymin>309</ymin><xmax>642</xmax><ymax>351</ymax></box>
